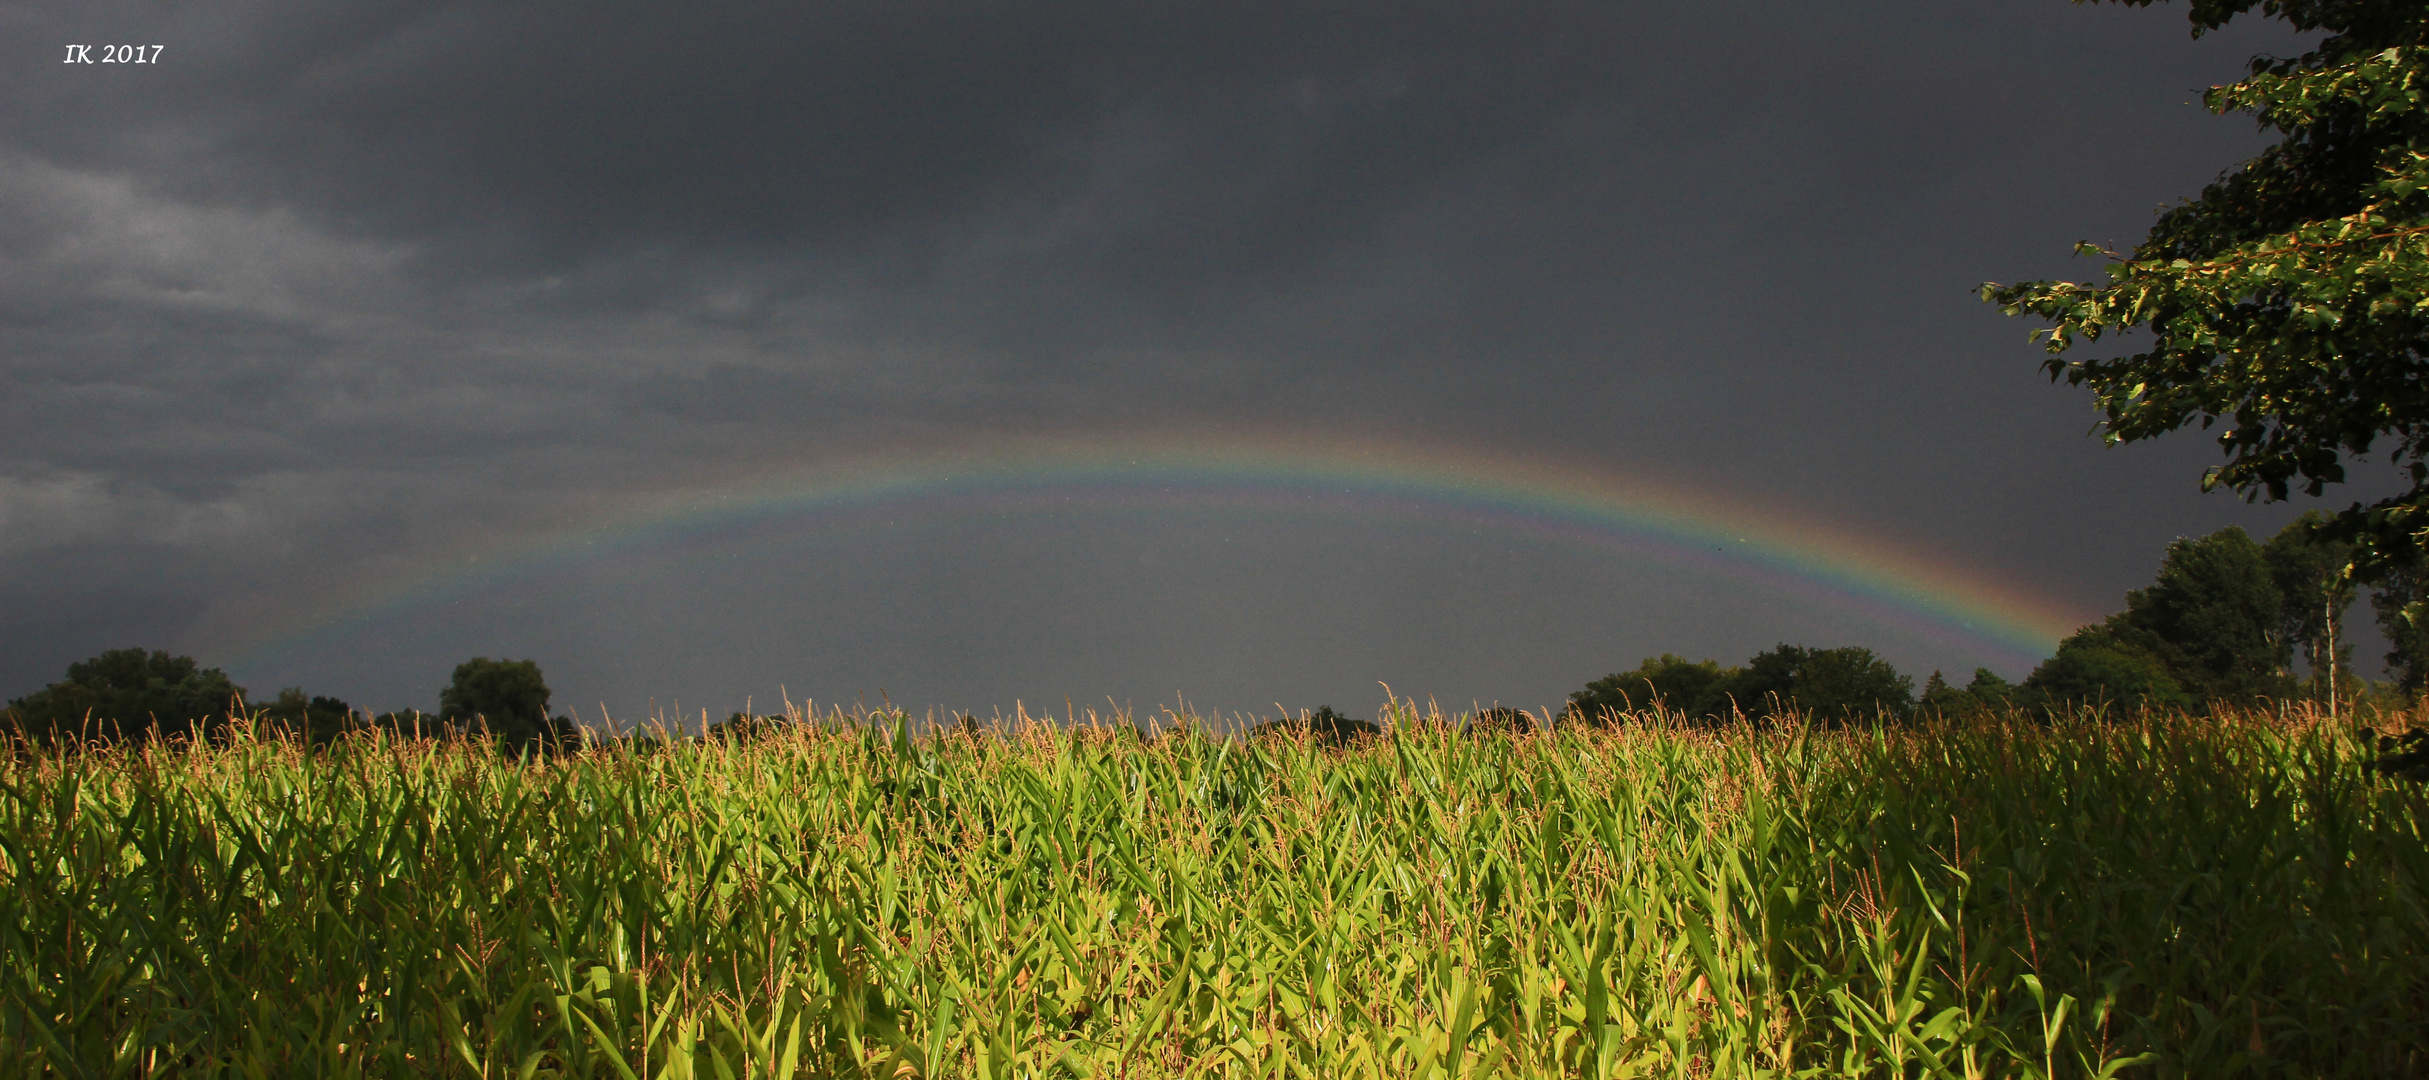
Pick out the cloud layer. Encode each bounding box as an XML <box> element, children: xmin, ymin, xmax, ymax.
<box><xmin>1</xmin><ymin>1</ymin><xmax>2359</xmax><ymax>718</ymax></box>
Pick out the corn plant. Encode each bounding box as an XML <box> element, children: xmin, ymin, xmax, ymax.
<box><xmin>0</xmin><ymin>702</ymin><xmax>2422</xmax><ymax>1077</ymax></box>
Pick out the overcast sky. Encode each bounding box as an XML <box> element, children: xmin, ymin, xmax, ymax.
<box><xmin>3</xmin><ymin>1</ymin><xmax>2374</xmax><ymax>727</ymax></box>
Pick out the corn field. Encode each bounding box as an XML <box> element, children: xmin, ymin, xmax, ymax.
<box><xmin>2</xmin><ymin>702</ymin><xmax>2424</xmax><ymax>1078</ymax></box>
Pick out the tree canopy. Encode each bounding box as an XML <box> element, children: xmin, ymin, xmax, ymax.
<box><xmin>2368</xmin><ymin>554</ymin><xmax>2429</xmax><ymax>692</ymax></box>
<box><xmin>1569</xmin><ymin>519</ymin><xmax>2375</xmax><ymax>725</ymax></box>
<box><xmin>1731</xmin><ymin>645</ymin><xmax>1915</xmax><ymax>723</ymax></box>
<box><xmin>1566</xmin><ymin>646</ymin><xmax>1911</xmax><ymax>725</ymax></box>
<box><xmin>2027</xmin><ymin>525</ymin><xmax>2295</xmax><ymax>709</ymax></box>
<box><xmin>2023</xmin><ymin>626</ymin><xmax>2198</xmax><ymax>714</ymax></box>
<box><xmin>1984</xmin><ymin>0</ymin><xmax>2429</xmax><ymax>565</ymax></box>
<box><xmin>2265</xmin><ymin>510</ymin><xmax>2359</xmax><ymax>703</ymax></box>
<box><xmin>439</xmin><ymin>658</ymin><xmax>572</xmax><ymax>750</ymax></box>
<box><xmin>1248</xmin><ymin>706</ymin><xmax>1381</xmax><ymax>746</ymax></box>
<box><xmin>1566</xmin><ymin>654</ymin><xmax>1739</xmax><ymax>723</ymax></box>
<box><xmin>3</xmin><ymin>648</ymin><xmax>247</xmax><ymax>742</ymax></box>
<box><xmin>1919</xmin><ymin>668</ymin><xmax>2019</xmax><ymax>720</ymax></box>
<box><xmin>262</xmin><ymin>688</ymin><xmax>360</xmax><ymax>746</ymax></box>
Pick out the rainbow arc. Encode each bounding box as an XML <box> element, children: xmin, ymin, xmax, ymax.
<box><xmin>229</xmin><ymin>430</ymin><xmax>2082</xmax><ymax>672</ymax></box>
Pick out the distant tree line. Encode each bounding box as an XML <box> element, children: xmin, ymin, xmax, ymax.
<box><xmin>1249</xmin><ymin>706</ymin><xmax>1384</xmax><ymax>746</ymax></box>
<box><xmin>1567</xmin><ymin>514</ymin><xmax>2426</xmax><ymax>724</ymax></box>
<box><xmin>16</xmin><ymin>512</ymin><xmax>2416</xmax><ymax>745</ymax></box>
<box><xmin>1566</xmin><ymin>646</ymin><xmax>1914</xmax><ymax>725</ymax></box>
<box><xmin>2</xmin><ymin>652</ymin><xmax>576</xmax><ymax>753</ymax></box>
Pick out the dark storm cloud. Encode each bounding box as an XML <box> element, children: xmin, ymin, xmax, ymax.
<box><xmin>18</xmin><ymin>1</ymin><xmax>2222</xmax><ymax>334</ymax></box>
<box><xmin>15</xmin><ymin>2</ymin><xmax>1618</xmax><ymax>284</ymax></box>
<box><xmin>12</xmin><ymin>0</ymin><xmax>2295</xmax><ymax>361</ymax></box>
<box><xmin>1</xmin><ymin>0</ymin><xmax>2348</xmax><ymax>713</ymax></box>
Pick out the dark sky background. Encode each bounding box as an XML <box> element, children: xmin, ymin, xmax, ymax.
<box><xmin>2</xmin><ymin>1</ymin><xmax>2383</xmax><ymax>728</ymax></box>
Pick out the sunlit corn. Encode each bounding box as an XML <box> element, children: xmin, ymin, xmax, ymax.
<box><xmin>2</xmin><ymin>701</ymin><xmax>2423</xmax><ymax>1077</ymax></box>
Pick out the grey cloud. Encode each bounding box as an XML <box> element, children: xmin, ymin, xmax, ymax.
<box><xmin>0</xmin><ymin>0</ymin><xmax>2356</xmax><ymax>716</ymax></box>
<box><xmin>15</xmin><ymin>3</ymin><xmax>1618</xmax><ymax>281</ymax></box>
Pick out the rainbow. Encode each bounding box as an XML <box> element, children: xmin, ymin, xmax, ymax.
<box><xmin>228</xmin><ymin>429</ymin><xmax>2085</xmax><ymax>673</ymax></box>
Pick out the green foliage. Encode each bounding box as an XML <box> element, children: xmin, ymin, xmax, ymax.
<box><xmin>438</xmin><ymin>657</ymin><xmax>550</xmax><ymax>728</ymax></box>
<box><xmin>439</xmin><ymin>657</ymin><xmax>573</xmax><ymax>751</ymax></box>
<box><xmin>1984</xmin><ymin>0</ymin><xmax>2429</xmax><ymax>564</ymax></box>
<box><xmin>3</xmin><ymin>706</ymin><xmax>2422</xmax><ymax>1076</ymax></box>
<box><xmin>1247</xmin><ymin>705</ymin><xmax>1380</xmax><ymax>745</ymax></box>
<box><xmin>2369</xmin><ymin>551</ymin><xmax>2429</xmax><ymax>693</ymax></box>
<box><xmin>1</xmin><ymin>648</ymin><xmax>245</xmax><ymax>743</ymax></box>
<box><xmin>2029</xmin><ymin>526</ymin><xmax>2294</xmax><ymax>712</ymax></box>
<box><xmin>365</xmin><ymin>708</ymin><xmax>442</xmax><ymax>739</ymax></box>
<box><xmin>2025</xmin><ymin>625</ymin><xmax>2198</xmax><ymax>713</ymax></box>
<box><xmin>2266</xmin><ymin>510</ymin><xmax>2361</xmax><ymax>701</ymax></box>
<box><xmin>709</xmin><ymin>712</ymin><xmax>792</xmax><ymax>742</ymax></box>
<box><xmin>1729</xmin><ymin>643</ymin><xmax>1916</xmax><ymax>723</ymax></box>
<box><xmin>2363</xmin><ymin>724</ymin><xmax>2429</xmax><ymax>780</ymax></box>
<box><xmin>1569</xmin><ymin>648</ymin><xmax>1914</xmax><ymax>724</ymax></box>
<box><xmin>1920</xmin><ymin>668</ymin><xmax>2020</xmax><ymax>719</ymax></box>
<box><xmin>2009</xmin><ymin>517</ymin><xmax>2403</xmax><ymax>714</ymax></box>
<box><xmin>2117</xmin><ymin>525</ymin><xmax>2294</xmax><ymax>702</ymax></box>
<box><xmin>260</xmin><ymin>687</ymin><xmax>359</xmax><ymax>745</ymax></box>
<box><xmin>1566</xmin><ymin>653</ymin><xmax>1740</xmax><ymax>723</ymax></box>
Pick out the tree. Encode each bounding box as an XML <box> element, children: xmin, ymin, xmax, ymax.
<box><xmin>2024</xmin><ymin>626</ymin><xmax>2198</xmax><ymax>713</ymax></box>
<box><xmin>1920</xmin><ymin>670</ymin><xmax>1954</xmax><ymax>711</ymax></box>
<box><xmin>2264</xmin><ymin>511</ymin><xmax>2359</xmax><ymax>706</ymax></box>
<box><xmin>1726</xmin><ymin>644</ymin><xmax>1915</xmax><ymax>723</ymax></box>
<box><xmin>2369</xmin><ymin>553</ymin><xmax>2429</xmax><ymax>694</ymax></box>
<box><xmin>262</xmin><ymin>688</ymin><xmax>359</xmax><ymax>746</ymax></box>
<box><xmin>439</xmin><ymin>658</ymin><xmax>571</xmax><ymax>751</ymax></box>
<box><xmin>1566</xmin><ymin>654</ymin><xmax>1740</xmax><ymax>724</ymax></box>
<box><xmin>1249</xmin><ymin>706</ymin><xmax>1380</xmax><ymax>746</ymax></box>
<box><xmin>1984</xmin><ymin>1</ymin><xmax>2429</xmax><ymax>567</ymax></box>
<box><xmin>2025</xmin><ymin>525</ymin><xmax>2294</xmax><ymax>710</ymax></box>
<box><xmin>2117</xmin><ymin>526</ymin><xmax>2294</xmax><ymax>702</ymax></box>
<box><xmin>366</xmin><ymin>709</ymin><xmax>440</xmax><ymax>738</ymax></box>
<box><xmin>3</xmin><ymin>648</ymin><xmax>246</xmax><ymax>742</ymax></box>
<box><xmin>1920</xmin><ymin>668</ymin><xmax>2020</xmax><ymax>719</ymax></box>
